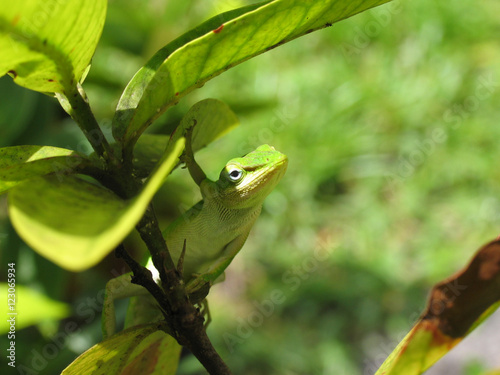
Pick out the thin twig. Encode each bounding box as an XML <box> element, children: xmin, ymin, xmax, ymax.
<box><xmin>57</xmin><ymin>86</ymin><xmax>118</xmax><ymax>166</ymax></box>
<box><xmin>133</xmin><ymin>205</ymin><xmax>233</xmax><ymax>375</ymax></box>
<box><xmin>135</xmin><ymin>203</ymin><xmax>176</xmax><ymax>275</ymax></box>
<box><xmin>115</xmin><ymin>245</ymin><xmax>172</xmax><ymax>314</ymax></box>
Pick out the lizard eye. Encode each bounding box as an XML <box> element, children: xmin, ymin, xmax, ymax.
<box><xmin>227</xmin><ymin>167</ymin><xmax>244</xmax><ymax>182</ymax></box>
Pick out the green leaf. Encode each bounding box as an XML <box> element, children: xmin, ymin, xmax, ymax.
<box><xmin>376</xmin><ymin>240</ymin><xmax>500</xmax><ymax>375</ymax></box>
<box><xmin>0</xmin><ymin>0</ymin><xmax>107</xmax><ymax>93</ymax></box>
<box><xmin>8</xmin><ymin>137</ymin><xmax>185</xmax><ymax>271</ymax></box>
<box><xmin>181</xmin><ymin>98</ymin><xmax>239</xmax><ymax>152</ymax></box>
<box><xmin>62</xmin><ymin>324</ymin><xmax>181</xmax><ymax>375</ymax></box>
<box><xmin>0</xmin><ymin>284</ymin><xmax>70</xmax><ymax>333</ymax></box>
<box><xmin>133</xmin><ymin>98</ymin><xmax>239</xmax><ymax>177</ymax></box>
<box><xmin>0</xmin><ymin>145</ymin><xmax>89</xmax><ymax>194</ymax></box>
<box><xmin>132</xmin><ymin>134</ymin><xmax>170</xmax><ymax>178</ymax></box>
<box><xmin>112</xmin><ymin>2</ymin><xmax>268</xmax><ymax>144</ymax></box>
<box><xmin>112</xmin><ymin>0</ymin><xmax>391</xmax><ymax>147</ymax></box>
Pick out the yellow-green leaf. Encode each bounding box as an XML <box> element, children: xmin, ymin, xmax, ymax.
<box><xmin>0</xmin><ymin>145</ymin><xmax>88</xmax><ymax>194</ymax></box>
<box><xmin>113</xmin><ymin>0</ymin><xmax>391</xmax><ymax>147</ymax></box>
<box><xmin>62</xmin><ymin>324</ymin><xmax>181</xmax><ymax>375</ymax></box>
<box><xmin>8</xmin><ymin>137</ymin><xmax>185</xmax><ymax>271</ymax></box>
<box><xmin>0</xmin><ymin>0</ymin><xmax>106</xmax><ymax>93</ymax></box>
<box><xmin>0</xmin><ymin>284</ymin><xmax>70</xmax><ymax>333</ymax></box>
<box><xmin>133</xmin><ymin>98</ymin><xmax>239</xmax><ymax>177</ymax></box>
<box><xmin>180</xmin><ymin>98</ymin><xmax>239</xmax><ymax>152</ymax></box>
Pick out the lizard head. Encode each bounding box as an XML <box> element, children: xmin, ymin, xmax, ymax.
<box><xmin>215</xmin><ymin>145</ymin><xmax>288</xmax><ymax>209</ymax></box>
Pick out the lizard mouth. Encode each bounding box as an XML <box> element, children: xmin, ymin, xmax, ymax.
<box><xmin>237</xmin><ymin>156</ymin><xmax>288</xmax><ymax>197</ymax></box>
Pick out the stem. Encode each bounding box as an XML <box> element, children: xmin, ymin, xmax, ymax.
<box><xmin>135</xmin><ymin>204</ymin><xmax>176</xmax><ymax>276</ymax></box>
<box><xmin>57</xmin><ymin>86</ymin><xmax>117</xmax><ymax>166</ymax></box>
<box><xmin>179</xmin><ymin>321</ymin><xmax>233</xmax><ymax>375</ymax></box>
<box><xmin>121</xmin><ymin>141</ymin><xmax>135</xmax><ymax>174</ymax></box>
<box><xmin>133</xmin><ymin>205</ymin><xmax>232</xmax><ymax>375</ymax></box>
<box><xmin>115</xmin><ymin>244</ymin><xmax>174</xmax><ymax>320</ymax></box>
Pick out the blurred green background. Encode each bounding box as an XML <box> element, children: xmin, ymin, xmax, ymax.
<box><xmin>1</xmin><ymin>0</ymin><xmax>500</xmax><ymax>374</ymax></box>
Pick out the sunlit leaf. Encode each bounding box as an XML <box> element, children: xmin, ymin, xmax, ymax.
<box><xmin>8</xmin><ymin>137</ymin><xmax>185</xmax><ymax>271</ymax></box>
<box><xmin>0</xmin><ymin>0</ymin><xmax>106</xmax><ymax>93</ymax></box>
<box><xmin>0</xmin><ymin>284</ymin><xmax>70</xmax><ymax>333</ymax></box>
<box><xmin>376</xmin><ymin>240</ymin><xmax>500</xmax><ymax>375</ymax></box>
<box><xmin>133</xmin><ymin>98</ymin><xmax>239</xmax><ymax>176</ymax></box>
<box><xmin>62</xmin><ymin>324</ymin><xmax>181</xmax><ymax>375</ymax></box>
<box><xmin>180</xmin><ymin>98</ymin><xmax>239</xmax><ymax>152</ymax></box>
<box><xmin>112</xmin><ymin>0</ymin><xmax>391</xmax><ymax>147</ymax></box>
<box><xmin>0</xmin><ymin>145</ymin><xmax>88</xmax><ymax>194</ymax></box>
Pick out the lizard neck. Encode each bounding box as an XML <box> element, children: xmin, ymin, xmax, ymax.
<box><xmin>205</xmin><ymin>196</ymin><xmax>262</xmax><ymax>232</ymax></box>
<box><xmin>199</xmin><ymin>178</ymin><xmax>263</xmax><ymax>232</ymax></box>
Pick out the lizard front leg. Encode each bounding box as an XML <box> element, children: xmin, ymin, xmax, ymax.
<box><xmin>185</xmin><ymin>232</ymin><xmax>249</xmax><ymax>302</ymax></box>
<box><xmin>101</xmin><ymin>273</ymin><xmax>151</xmax><ymax>339</ymax></box>
<box><xmin>180</xmin><ymin>123</ymin><xmax>206</xmax><ymax>186</ymax></box>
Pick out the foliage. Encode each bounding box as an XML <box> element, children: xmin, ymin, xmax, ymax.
<box><xmin>62</xmin><ymin>324</ymin><xmax>181</xmax><ymax>375</ymax></box>
<box><xmin>0</xmin><ymin>283</ymin><xmax>70</xmax><ymax>333</ymax></box>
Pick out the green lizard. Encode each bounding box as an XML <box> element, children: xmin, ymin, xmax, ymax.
<box><xmin>102</xmin><ymin>136</ymin><xmax>288</xmax><ymax>338</ymax></box>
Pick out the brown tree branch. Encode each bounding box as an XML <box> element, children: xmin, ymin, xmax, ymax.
<box><xmin>115</xmin><ymin>204</ymin><xmax>233</xmax><ymax>375</ymax></box>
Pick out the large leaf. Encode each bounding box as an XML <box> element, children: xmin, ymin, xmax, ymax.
<box><xmin>111</xmin><ymin>2</ymin><xmax>268</xmax><ymax>145</ymax></box>
<box><xmin>376</xmin><ymin>239</ymin><xmax>500</xmax><ymax>375</ymax></box>
<box><xmin>0</xmin><ymin>283</ymin><xmax>70</xmax><ymax>333</ymax></box>
<box><xmin>112</xmin><ymin>0</ymin><xmax>391</xmax><ymax>148</ymax></box>
<box><xmin>8</xmin><ymin>137</ymin><xmax>185</xmax><ymax>271</ymax></box>
<box><xmin>0</xmin><ymin>145</ymin><xmax>89</xmax><ymax>194</ymax></box>
<box><xmin>62</xmin><ymin>324</ymin><xmax>181</xmax><ymax>375</ymax></box>
<box><xmin>133</xmin><ymin>98</ymin><xmax>239</xmax><ymax>177</ymax></box>
<box><xmin>0</xmin><ymin>0</ymin><xmax>106</xmax><ymax>93</ymax></box>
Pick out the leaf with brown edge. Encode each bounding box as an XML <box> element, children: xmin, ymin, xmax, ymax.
<box><xmin>423</xmin><ymin>240</ymin><xmax>500</xmax><ymax>338</ymax></box>
<box><xmin>62</xmin><ymin>323</ymin><xmax>181</xmax><ymax>375</ymax></box>
<box><xmin>376</xmin><ymin>240</ymin><xmax>500</xmax><ymax>375</ymax></box>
